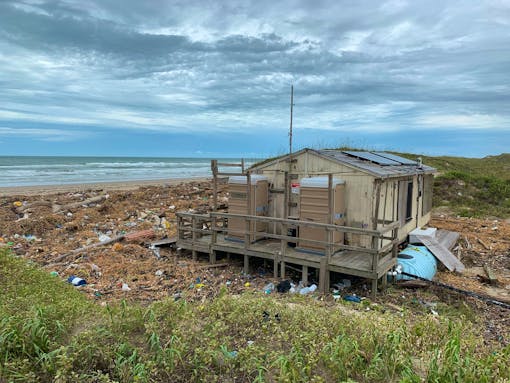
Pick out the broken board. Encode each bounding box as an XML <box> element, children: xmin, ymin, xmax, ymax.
<box><xmin>435</xmin><ymin>229</ymin><xmax>460</xmax><ymax>251</ymax></box>
<box><xmin>150</xmin><ymin>237</ymin><xmax>177</xmax><ymax>247</ymax></box>
<box><xmin>415</xmin><ymin>235</ymin><xmax>465</xmax><ymax>273</ymax></box>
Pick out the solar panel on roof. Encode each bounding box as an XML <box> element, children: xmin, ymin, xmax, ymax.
<box><xmin>374</xmin><ymin>152</ymin><xmax>418</xmax><ymax>165</ymax></box>
<box><xmin>342</xmin><ymin>151</ymin><xmax>401</xmax><ymax>166</ymax></box>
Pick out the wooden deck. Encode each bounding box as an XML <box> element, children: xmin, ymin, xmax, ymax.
<box><xmin>176</xmin><ymin>212</ymin><xmax>400</xmax><ymax>296</ymax></box>
<box><xmin>178</xmin><ymin>233</ymin><xmax>395</xmax><ymax>278</ymax></box>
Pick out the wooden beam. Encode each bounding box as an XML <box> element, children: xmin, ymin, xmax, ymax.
<box><xmin>302</xmin><ymin>265</ymin><xmax>308</xmax><ymax>285</ymax></box>
<box><xmin>209</xmin><ymin>212</ymin><xmax>394</xmax><ymax>236</ymax></box>
<box><xmin>211</xmin><ymin>159</ymin><xmax>218</xmax><ymax>212</ymax></box>
<box><xmin>319</xmin><ymin>257</ymin><xmax>327</xmax><ymax>293</ymax></box>
<box><xmin>371</xmin><ymin>278</ymin><xmax>378</xmax><ymax>299</ymax></box>
<box><xmin>244</xmin><ymin>255</ymin><xmax>249</xmax><ymax>274</ymax></box>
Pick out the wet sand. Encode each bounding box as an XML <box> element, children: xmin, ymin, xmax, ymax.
<box><xmin>0</xmin><ymin>177</ymin><xmax>211</xmax><ymax>196</ymax></box>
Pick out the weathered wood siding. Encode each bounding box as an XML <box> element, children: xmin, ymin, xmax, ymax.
<box><xmin>375</xmin><ymin>174</ymin><xmax>432</xmax><ymax>244</ymax></box>
<box><xmin>254</xmin><ymin>151</ymin><xmax>433</xmax><ymax>249</ymax></box>
<box><xmin>257</xmin><ymin>151</ymin><xmax>375</xmax><ymax>248</ymax></box>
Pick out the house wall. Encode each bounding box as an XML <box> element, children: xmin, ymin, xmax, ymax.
<box><xmin>255</xmin><ymin>151</ymin><xmax>375</xmax><ymax>248</ymax></box>
<box><xmin>375</xmin><ymin>174</ymin><xmax>433</xmax><ymax>247</ymax></box>
<box><xmin>253</xmin><ymin>151</ymin><xmax>434</xmax><ymax>250</ymax></box>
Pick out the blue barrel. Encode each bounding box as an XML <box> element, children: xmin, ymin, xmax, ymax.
<box><xmin>396</xmin><ymin>245</ymin><xmax>437</xmax><ymax>281</ymax></box>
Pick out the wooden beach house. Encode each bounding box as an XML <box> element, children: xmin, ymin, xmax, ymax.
<box><xmin>176</xmin><ymin>149</ymin><xmax>437</xmax><ymax>296</ymax></box>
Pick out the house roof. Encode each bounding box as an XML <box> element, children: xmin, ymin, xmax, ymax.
<box><xmin>251</xmin><ymin>148</ymin><xmax>436</xmax><ymax>178</ymax></box>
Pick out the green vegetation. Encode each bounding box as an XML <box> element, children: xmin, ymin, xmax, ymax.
<box><xmin>1</xmin><ymin>248</ymin><xmax>509</xmax><ymax>382</ymax></box>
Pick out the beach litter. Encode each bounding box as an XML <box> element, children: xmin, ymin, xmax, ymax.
<box><xmin>67</xmin><ymin>275</ymin><xmax>87</xmax><ymax>286</ymax></box>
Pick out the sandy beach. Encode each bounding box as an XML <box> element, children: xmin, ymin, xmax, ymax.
<box><xmin>0</xmin><ymin>177</ymin><xmax>211</xmax><ymax>196</ymax></box>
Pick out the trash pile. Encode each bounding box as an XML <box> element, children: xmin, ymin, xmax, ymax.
<box><xmin>0</xmin><ymin>181</ymin><xmax>236</xmax><ymax>303</ymax></box>
<box><xmin>0</xmin><ymin>181</ymin><xmax>509</xmax><ymax>338</ymax></box>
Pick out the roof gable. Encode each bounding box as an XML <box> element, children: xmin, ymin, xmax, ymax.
<box><xmin>251</xmin><ymin>148</ymin><xmax>436</xmax><ymax>178</ymax></box>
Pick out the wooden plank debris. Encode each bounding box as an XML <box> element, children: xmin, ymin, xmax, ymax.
<box><xmin>397</xmin><ymin>279</ymin><xmax>430</xmax><ymax>288</ymax></box>
<box><xmin>436</xmin><ymin>229</ymin><xmax>460</xmax><ymax>251</ymax></box>
<box><xmin>483</xmin><ymin>264</ymin><xmax>498</xmax><ymax>286</ymax></box>
<box><xmin>415</xmin><ymin>235</ymin><xmax>465</xmax><ymax>273</ymax></box>
<box><xmin>150</xmin><ymin>237</ymin><xmax>177</xmax><ymax>247</ymax></box>
<box><xmin>125</xmin><ymin>229</ymin><xmax>156</xmax><ymax>242</ymax></box>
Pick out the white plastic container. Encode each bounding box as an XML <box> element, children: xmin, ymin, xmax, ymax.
<box><xmin>409</xmin><ymin>227</ymin><xmax>437</xmax><ymax>244</ymax></box>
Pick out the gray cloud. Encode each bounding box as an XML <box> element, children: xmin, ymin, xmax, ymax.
<box><xmin>0</xmin><ymin>0</ymin><xmax>509</xmax><ymax>149</ymax></box>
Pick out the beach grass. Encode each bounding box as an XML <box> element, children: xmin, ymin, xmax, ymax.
<box><xmin>1</xmin><ymin>248</ymin><xmax>509</xmax><ymax>382</ymax></box>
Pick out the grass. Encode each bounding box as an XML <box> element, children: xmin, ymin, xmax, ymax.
<box><xmin>1</xmin><ymin>248</ymin><xmax>509</xmax><ymax>382</ymax></box>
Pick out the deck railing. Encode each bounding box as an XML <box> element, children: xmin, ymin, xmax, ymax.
<box><xmin>176</xmin><ymin>211</ymin><xmax>399</xmax><ymax>270</ymax></box>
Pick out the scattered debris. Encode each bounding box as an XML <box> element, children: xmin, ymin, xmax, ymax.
<box><xmin>276</xmin><ymin>280</ymin><xmax>291</xmax><ymax>293</ymax></box>
<box><xmin>343</xmin><ymin>295</ymin><xmax>361</xmax><ymax>303</ymax></box>
<box><xmin>415</xmin><ymin>234</ymin><xmax>465</xmax><ymax>272</ymax></box>
<box><xmin>53</xmin><ymin>194</ymin><xmax>108</xmax><ymax>213</ymax></box>
<box><xmin>483</xmin><ymin>264</ymin><xmax>499</xmax><ymax>286</ymax></box>
<box><xmin>67</xmin><ymin>275</ymin><xmax>87</xmax><ymax>286</ymax></box>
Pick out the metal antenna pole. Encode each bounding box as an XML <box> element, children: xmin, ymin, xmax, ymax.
<box><xmin>289</xmin><ymin>84</ymin><xmax>294</xmax><ymax>155</ymax></box>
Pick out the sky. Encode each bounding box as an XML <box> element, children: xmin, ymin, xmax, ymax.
<box><xmin>1</xmin><ymin>0</ymin><xmax>509</xmax><ymax>158</ymax></box>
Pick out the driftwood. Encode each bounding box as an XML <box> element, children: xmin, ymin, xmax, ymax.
<box><xmin>52</xmin><ymin>195</ymin><xmax>107</xmax><ymax>213</ymax></box>
<box><xmin>397</xmin><ymin>279</ymin><xmax>430</xmax><ymax>288</ymax></box>
<box><xmin>464</xmin><ymin>235</ymin><xmax>472</xmax><ymax>249</ymax></box>
<box><xmin>124</xmin><ymin>229</ymin><xmax>156</xmax><ymax>242</ymax></box>
<box><xmin>17</xmin><ymin>200</ymin><xmax>52</xmax><ymax>212</ymax></box>
<box><xmin>477</xmin><ymin>237</ymin><xmax>491</xmax><ymax>250</ymax></box>
<box><xmin>48</xmin><ymin>234</ymin><xmax>125</xmax><ymax>264</ymax></box>
<box><xmin>196</xmin><ymin>262</ymin><xmax>241</xmax><ymax>269</ymax></box>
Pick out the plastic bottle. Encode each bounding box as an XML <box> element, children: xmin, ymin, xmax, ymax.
<box><xmin>299</xmin><ymin>287</ymin><xmax>310</xmax><ymax>295</ymax></box>
<box><xmin>263</xmin><ymin>282</ymin><xmax>275</xmax><ymax>294</ymax></box>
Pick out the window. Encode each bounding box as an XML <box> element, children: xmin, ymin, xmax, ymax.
<box><xmin>398</xmin><ymin>179</ymin><xmax>414</xmax><ymax>226</ymax></box>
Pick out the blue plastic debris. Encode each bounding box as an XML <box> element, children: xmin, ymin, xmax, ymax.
<box><xmin>343</xmin><ymin>295</ymin><xmax>361</xmax><ymax>303</ymax></box>
<box><xmin>67</xmin><ymin>275</ymin><xmax>87</xmax><ymax>286</ymax></box>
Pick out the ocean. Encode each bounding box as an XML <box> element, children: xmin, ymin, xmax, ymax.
<box><xmin>0</xmin><ymin>156</ymin><xmax>258</xmax><ymax>187</ymax></box>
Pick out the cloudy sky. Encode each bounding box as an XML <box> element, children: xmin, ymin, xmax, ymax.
<box><xmin>1</xmin><ymin>0</ymin><xmax>509</xmax><ymax>157</ymax></box>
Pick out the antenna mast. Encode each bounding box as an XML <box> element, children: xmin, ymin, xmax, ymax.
<box><xmin>289</xmin><ymin>84</ymin><xmax>294</xmax><ymax>155</ymax></box>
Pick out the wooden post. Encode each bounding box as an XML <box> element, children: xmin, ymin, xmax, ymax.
<box><xmin>283</xmin><ymin>171</ymin><xmax>289</xmax><ymax>219</ymax></box>
<box><xmin>371</xmin><ymin>278</ymin><xmax>378</xmax><ymax>299</ymax></box>
<box><xmin>280</xmin><ymin>223</ymin><xmax>287</xmax><ymax>279</ymax></box>
<box><xmin>392</xmin><ymin>227</ymin><xmax>399</xmax><ymax>260</ymax></box>
<box><xmin>245</xmin><ymin>172</ymin><xmax>252</xmax><ymax>247</ymax></box>
<box><xmin>302</xmin><ymin>265</ymin><xmax>308</xmax><ymax>285</ymax></box>
<box><xmin>211</xmin><ymin>160</ymin><xmax>218</xmax><ymax>211</ymax></box>
<box><xmin>192</xmin><ymin>216</ymin><xmax>198</xmax><ymax>261</ymax></box>
<box><xmin>210</xmin><ymin>215</ymin><xmax>217</xmax><ymax>264</ymax></box>
<box><xmin>323</xmin><ymin>174</ymin><xmax>334</xmax><ymax>292</ymax></box>
<box><xmin>371</xmin><ymin>233</ymin><xmax>379</xmax><ymax>298</ymax></box>
<box><xmin>177</xmin><ymin>215</ymin><xmax>183</xmax><ymax>240</ymax></box>
<box><xmin>319</xmin><ymin>257</ymin><xmax>327</xmax><ymax>293</ymax></box>
<box><xmin>243</xmin><ymin>172</ymin><xmax>252</xmax><ymax>275</ymax></box>
<box><xmin>244</xmin><ymin>254</ymin><xmax>249</xmax><ymax>274</ymax></box>
<box><xmin>241</xmin><ymin>158</ymin><xmax>245</xmax><ymax>174</ymax></box>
